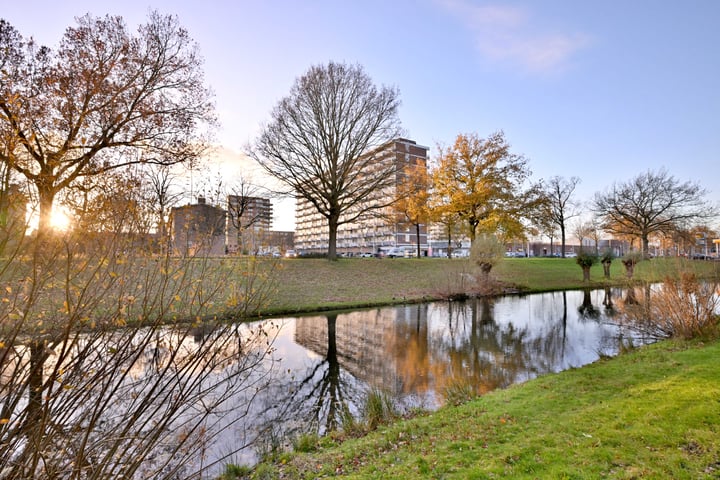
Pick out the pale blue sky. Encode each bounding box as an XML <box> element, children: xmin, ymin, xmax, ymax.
<box><xmin>3</xmin><ymin>1</ymin><xmax>719</xmax><ymax>231</ymax></box>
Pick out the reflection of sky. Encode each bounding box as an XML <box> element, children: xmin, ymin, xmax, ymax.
<box><xmin>204</xmin><ymin>290</ymin><xmax>619</xmax><ymax>470</ymax></box>
<box><xmin>266</xmin><ymin>320</ymin><xmax>322</xmax><ymax>363</ymax></box>
<box><xmin>161</xmin><ymin>290</ymin><xmax>637</xmax><ymax>473</ymax></box>
<box><xmin>19</xmin><ymin>290</ymin><xmax>632</xmax><ymax>475</ymax></box>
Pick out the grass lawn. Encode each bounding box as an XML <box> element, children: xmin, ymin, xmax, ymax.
<box><xmin>228</xmin><ymin>256</ymin><xmax>720</xmax><ymax>479</ymax></box>
<box><xmin>251</xmin><ymin>339</ymin><xmax>720</xmax><ymax>479</ymax></box>
<box><xmin>260</xmin><ymin>256</ymin><xmax>720</xmax><ymax>316</ymax></box>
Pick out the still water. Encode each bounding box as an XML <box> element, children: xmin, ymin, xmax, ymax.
<box><xmin>2</xmin><ymin>287</ymin><xmax>636</xmax><ymax>476</ymax></box>
<box><xmin>215</xmin><ymin>287</ymin><xmax>634</xmax><ymax>467</ymax></box>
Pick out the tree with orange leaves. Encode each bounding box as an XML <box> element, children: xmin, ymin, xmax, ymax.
<box><xmin>432</xmin><ymin>131</ymin><xmax>540</xmax><ymax>243</ymax></box>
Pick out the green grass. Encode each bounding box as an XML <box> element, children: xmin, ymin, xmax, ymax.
<box><xmin>259</xmin><ymin>256</ymin><xmax>720</xmax><ymax>316</ymax></box>
<box><xmin>252</xmin><ymin>339</ymin><xmax>720</xmax><ymax>479</ymax></box>
<box><xmin>235</xmin><ymin>256</ymin><xmax>720</xmax><ymax>478</ymax></box>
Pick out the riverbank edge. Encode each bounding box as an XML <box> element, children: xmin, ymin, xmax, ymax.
<box><xmin>224</xmin><ymin>259</ymin><xmax>720</xmax><ymax>478</ymax></box>
<box><xmin>250</xmin><ymin>256</ymin><xmax>719</xmax><ymax>320</ymax></box>
<box><xmin>243</xmin><ymin>338</ymin><xmax>720</xmax><ymax>479</ymax></box>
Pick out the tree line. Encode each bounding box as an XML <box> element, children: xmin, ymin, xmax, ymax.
<box><xmin>2</xmin><ymin>14</ymin><xmax>716</xmax><ymax>259</ymax></box>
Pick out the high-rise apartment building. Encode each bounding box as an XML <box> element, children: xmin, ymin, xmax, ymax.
<box><xmin>225</xmin><ymin>195</ymin><xmax>273</xmax><ymax>254</ymax></box>
<box><xmin>294</xmin><ymin>138</ymin><xmax>429</xmax><ymax>256</ymax></box>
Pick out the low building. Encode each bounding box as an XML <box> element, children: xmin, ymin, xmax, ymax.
<box><xmin>170</xmin><ymin>197</ymin><xmax>226</xmax><ymax>256</ymax></box>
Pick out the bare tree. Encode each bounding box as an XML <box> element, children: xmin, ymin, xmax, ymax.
<box><xmin>542</xmin><ymin>176</ymin><xmax>581</xmax><ymax>258</ymax></box>
<box><xmin>144</xmin><ymin>164</ymin><xmax>185</xmax><ymax>249</ymax></box>
<box><xmin>249</xmin><ymin>61</ymin><xmax>402</xmax><ymax>260</ymax></box>
<box><xmin>225</xmin><ymin>176</ymin><xmax>270</xmax><ymax>255</ymax></box>
<box><xmin>572</xmin><ymin>220</ymin><xmax>594</xmax><ymax>252</ymax></box>
<box><xmin>0</xmin><ymin>13</ymin><xmax>215</xmax><ymax>234</ymax></box>
<box><xmin>593</xmin><ymin>169</ymin><xmax>713</xmax><ymax>255</ymax></box>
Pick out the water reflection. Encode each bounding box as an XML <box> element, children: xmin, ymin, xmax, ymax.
<box><xmin>232</xmin><ymin>288</ymin><xmax>633</xmax><ymax>464</ymax></box>
<box><xmin>1</xmin><ymin>288</ymin><xmax>637</xmax><ymax>473</ymax></box>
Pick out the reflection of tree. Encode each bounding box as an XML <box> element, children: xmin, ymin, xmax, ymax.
<box><xmin>391</xmin><ymin>305</ymin><xmax>431</xmax><ymax>396</ymax></box>
<box><xmin>603</xmin><ymin>287</ymin><xmax>614</xmax><ymax>310</ymax></box>
<box><xmin>263</xmin><ymin>314</ymin><xmax>367</xmax><ymax>440</ymax></box>
<box><xmin>578</xmin><ymin>288</ymin><xmax>600</xmax><ymax>319</ymax></box>
<box><xmin>427</xmin><ymin>298</ymin><xmax>570</xmax><ymax>401</ymax></box>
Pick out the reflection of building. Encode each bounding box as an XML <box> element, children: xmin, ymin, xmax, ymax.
<box><xmin>226</xmin><ymin>195</ymin><xmax>273</xmax><ymax>254</ymax></box>
<box><xmin>294</xmin><ymin>307</ymin><xmax>425</xmax><ymax>394</ymax></box>
<box><xmin>294</xmin><ymin>138</ymin><xmax>430</xmax><ymax>256</ymax></box>
<box><xmin>170</xmin><ymin>197</ymin><xmax>226</xmax><ymax>256</ymax></box>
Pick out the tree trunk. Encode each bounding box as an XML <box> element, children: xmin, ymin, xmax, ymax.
<box><xmin>37</xmin><ymin>186</ymin><xmax>57</xmax><ymax>236</ymax></box>
<box><xmin>479</xmin><ymin>262</ymin><xmax>492</xmax><ymax>277</ymax></box>
<box><xmin>582</xmin><ymin>266</ymin><xmax>591</xmax><ymax>282</ymax></box>
<box><xmin>602</xmin><ymin>260</ymin><xmax>612</xmax><ymax>278</ymax></box>
<box><xmin>446</xmin><ymin>227</ymin><xmax>452</xmax><ymax>259</ymax></box>
<box><xmin>641</xmin><ymin>234</ymin><xmax>650</xmax><ymax>257</ymax></box>
<box><xmin>560</xmin><ymin>224</ymin><xmax>566</xmax><ymax>258</ymax></box>
<box><xmin>415</xmin><ymin>223</ymin><xmax>421</xmax><ymax>258</ymax></box>
<box><xmin>327</xmin><ymin>214</ymin><xmax>339</xmax><ymax>260</ymax></box>
<box><xmin>622</xmin><ymin>260</ymin><xmax>636</xmax><ymax>278</ymax></box>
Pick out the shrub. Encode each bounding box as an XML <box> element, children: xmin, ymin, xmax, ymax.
<box><xmin>292</xmin><ymin>433</ymin><xmax>320</xmax><ymax>453</ymax></box>
<box><xmin>575</xmin><ymin>251</ymin><xmax>598</xmax><ymax>281</ymax></box>
<box><xmin>364</xmin><ymin>389</ymin><xmax>397</xmax><ymax>430</ymax></box>
<box><xmin>470</xmin><ymin>233</ymin><xmax>506</xmax><ymax>277</ymax></box>
<box><xmin>218</xmin><ymin>463</ymin><xmax>252</xmax><ymax>479</ymax></box>
<box><xmin>618</xmin><ymin>273</ymin><xmax>719</xmax><ymax>340</ymax></box>
<box><xmin>339</xmin><ymin>402</ymin><xmax>362</xmax><ymax>437</ymax></box>
<box><xmin>444</xmin><ymin>378</ymin><xmax>477</xmax><ymax>406</ymax></box>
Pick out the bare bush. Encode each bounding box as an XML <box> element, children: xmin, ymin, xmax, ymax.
<box><xmin>617</xmin><ymin>273</ymin><xmax>719</xmax><ymax>340</ymax></box>
<box><xmin>0</xmin><ymin>227</ymin><xmax>280</xmax><ymax>479</ymax></box>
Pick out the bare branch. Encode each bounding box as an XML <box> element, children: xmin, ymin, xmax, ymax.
<box><xmin>249</xmin><ymin>62</ymin><xmax>401</xmax><ymax>259</ymax></box>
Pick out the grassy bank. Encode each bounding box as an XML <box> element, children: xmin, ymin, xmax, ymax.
<box><xmin>246</xmin><ymin>339</ymin><xmax>720</xmax><ymax>479</ymax></box>
<box><xmin>230</xmin><ymin>257</ymin><xmax>720</xmax><ymax>479</ymax></box>
<box><xmin>260</xmin><ymin>256</ymin><xmax>720</xmax><ymax>316</ymax></box>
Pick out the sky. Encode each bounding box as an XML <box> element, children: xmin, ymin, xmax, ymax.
<box><xmin>3</xmin><ymin>0</ymin><xmax>719</xmax><ymax>232</ymax></box>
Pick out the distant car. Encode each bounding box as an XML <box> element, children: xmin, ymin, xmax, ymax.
<box><xmin>565</xmin><ymin>252</ymin><xmax>578</xmax><ymax>258</ymax></box>
<box><xmin>359</xmin><ymin>252</ymin><xmax>374</xmax><ymax>258</ymax></box>
<box><xmin>284</xmin><ymin>250</ymin><xmax>297</xmax><ymax>258</ymax></box>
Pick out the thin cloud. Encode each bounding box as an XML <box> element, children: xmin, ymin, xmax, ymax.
<box><xmin>438</xmin><ymin>0</ymin><xmax>591</xmax><ymax>73</ymax></box>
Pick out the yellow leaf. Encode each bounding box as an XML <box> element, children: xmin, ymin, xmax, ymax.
<box><xmin>5</xmin><ymin>286</ymin><xmax>11</xmax><ymax>294</ymax></box>
<box><xmin>0</xmin><ymin>418</ymin><xmax>9</xmax><ymax>425</ymax></box>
